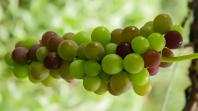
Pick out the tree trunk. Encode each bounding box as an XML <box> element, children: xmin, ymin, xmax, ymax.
<box><xmin>183</xmin><ymin>0</ymin><xmax>198</xmax><ymax>111</ymax></box>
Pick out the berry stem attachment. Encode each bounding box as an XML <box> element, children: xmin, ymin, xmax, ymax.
<box><xmin>161</xmin><ymin>53</ymin><xmax>198</xmax><ymax>62</ymax></box>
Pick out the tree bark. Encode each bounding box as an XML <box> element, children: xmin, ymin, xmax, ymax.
<box><xmin>183</xmin><ymin>0</ymin><xmax>198</xmax><ymax>111</ymax></box>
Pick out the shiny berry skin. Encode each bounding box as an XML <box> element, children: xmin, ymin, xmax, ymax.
<box><xmin>121</xmin><ymin>26</ymin><xmax>140</xmax><ymax>42</ymax></box>
<box><xmin>143</xmin><ymin>50</ymin><xmax>161</xmax><ymax>68</ymax></box>
<box><xmin>147</xmin><ymin>66</ymin><xmax>159</xmax><ymax>76</ymax></box>
<box><xmin>41</xmin><ymin>31</ymin><xmax>58</xmax><ymax>46</ymax></box>
<box><xmin>164</xmin><ymin>31</ymin><xmax>183</xmax><ymax>49</ymax></box>
<box><xmin>160</xmin><ymin>47</ymin><xmax>174</xmax><ymax>68</ymax></box>
<box><xmin>44</xmin><ymin>52</ymin><xmax>62</xmax><ymax>69</ymax></box>
<box><xmin>28</xmin><ymin>44</ymin><xmax>41</xmax><ymax>61</ymax></box>
<box><xmin>47</xmin><ymin>37</ymin><xmax>64</xmax><ymax>51</ymax></box>
<box><xmin>12</xmin><ymin>47</ymin><xmax>29</xmax><ymax>64</ymax></box>
<box><xmin>116</xmin><ymin>42</ymin><xmax>132</xmax><ymax>58</ymax></box>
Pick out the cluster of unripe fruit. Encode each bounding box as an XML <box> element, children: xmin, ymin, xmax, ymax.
<box><xmin>5</xmin><ymin>14</ymin><xmax>183</xmax><ymax>96</ymax></box>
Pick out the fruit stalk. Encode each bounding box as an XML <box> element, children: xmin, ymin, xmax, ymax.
<box><xmin>161</xmin><ymin>53</ymin><xmax>198</xmax><ymax>62</ymax></box>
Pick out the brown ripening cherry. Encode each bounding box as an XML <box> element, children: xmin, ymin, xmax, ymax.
<box><xmin>12</xmin><ymin>47</ymin><xmax>29</xmax><ymax>64</ymax></box>
<box><xmin>44</xmin><ymin>52</ymin><xmax>62</xmax><ymax>69</ymax></box>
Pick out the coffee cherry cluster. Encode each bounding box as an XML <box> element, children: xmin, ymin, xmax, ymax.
<box><xmin>5</xmin><ymin>14</ymin><xmax>184</xmax><ymax>96</ymax></box>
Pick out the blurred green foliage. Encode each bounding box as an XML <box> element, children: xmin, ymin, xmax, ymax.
<box><xmin>0</xmin><ymin>0</ymin><xmax>191</xmax><ymax>111</ymax></box>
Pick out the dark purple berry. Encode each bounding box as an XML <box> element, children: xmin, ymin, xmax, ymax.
<box><xmin>164</xmin><ymin>31</ymin><xmax>183</xmax><ymax>49</ymax></box>
<box><xmin>28</xmin><ymin>44</ymin><xmax>41</xmax><ymax>61</ymax></box>
<box><xmin>44</xmin><ymin>52</ymin><xmax>62</xmax><ymax>69</ymax></box>
<box><xmin>160</xmin><ymin>47</ymin><xmax>174</xmax><ymax>68</ymax></box>
<box><xmin>116</xmin><ymin>42</ymin><xmax>132</xmax><ymax>58</ymax></box>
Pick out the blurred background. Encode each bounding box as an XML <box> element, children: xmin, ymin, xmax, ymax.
<box><xmin>0</xmin><ymin>0</ymin><xmax>192</xmax><ymax>111</ymax></box>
